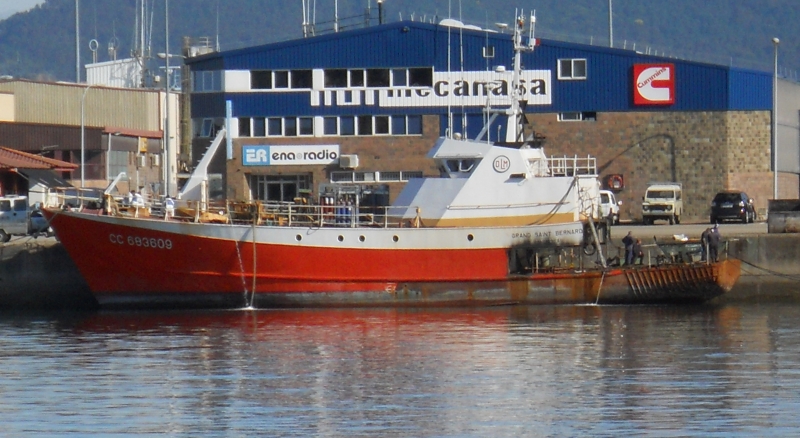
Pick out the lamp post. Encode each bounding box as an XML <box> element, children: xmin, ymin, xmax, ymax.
<box><xmin>80</xmin><ymin>83</ymin><xmax>94</xmax><ymax>188</ymax></box>
<box><xmin>773</xmin><ymin>37</ymin><xmax>780</xmax><ymax>200</ymax></box>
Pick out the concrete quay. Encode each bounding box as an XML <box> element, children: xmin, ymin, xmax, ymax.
<box><xmin>1</xmin><ymin>222</ymin><xmax>798</xmax><ymax>310</ymax></box>
<box><xmin>0</xmin><ymin>236</ymin><xmax>95</xmax><ymax>310</ymax></box>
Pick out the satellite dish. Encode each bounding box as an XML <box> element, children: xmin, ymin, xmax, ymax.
<box><xmin>439</xmin><ymin>18</ymin><xmax>463</xmax><ymax>28</ymax></box>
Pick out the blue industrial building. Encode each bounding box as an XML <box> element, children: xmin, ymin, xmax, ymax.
<box><xmin>184</xmin><ymin>19</ymin><xmax>788</xmax><ymax>220</ymax></box>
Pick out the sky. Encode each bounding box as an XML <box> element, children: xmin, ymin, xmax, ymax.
<box><xmin>0</xmin><ymin>0</ymin><xmax>44</xmax><ymax>20</ymax></box>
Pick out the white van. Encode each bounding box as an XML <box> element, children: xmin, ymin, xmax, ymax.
<box><xmin>642</xmin><ymin>183</ymin><xmax>683</xmax><ymax>225</ymax></box>
<box><xmin>599</xmin><ymin>190</ymin><xmax>621</xmax><ymax>224</ymax></box>
<box><xmin>0</xmin><ymin>195</ymin><xmax>30</xmax><ymax>242</ymax></box>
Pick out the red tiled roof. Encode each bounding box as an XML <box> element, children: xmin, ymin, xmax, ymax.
<box><xmin>0</xmin><ymin>147</ymin><xmax>78</xmax><ymax>171</ymax></box>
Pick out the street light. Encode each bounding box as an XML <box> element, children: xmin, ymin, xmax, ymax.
<box><xmin>80</xmin><ymin>83</ymin><xmax>94</xmax><ymax>188</ymax></box>
<box><xmin>773</xmin><ymin>37</ymin><xmax>780</xmax><ymax>200</ymax></box>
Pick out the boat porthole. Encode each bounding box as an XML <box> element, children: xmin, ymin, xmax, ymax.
<box><xmin>392</xmin><ymin>235</ymin><xmax>399</xmax><ymax>242</ymax></box>
<box><xmin>467</xmin><ymin>234</ymin><xmax>474</xmax><ymax>241</ymax></box>
<box><xmin>338</xmin><ymin>235</ymin><xmax>344</xmax><ymax>242</ymax></box>
<box><xmin>295</xmin><ymin>234</ymin><xmax>302</xmax><ymax>241</ymax></box>
<box><xmin>359</xmin><ymin>235</ymin><xmax>366</xmax><ymax>242</ymax></box>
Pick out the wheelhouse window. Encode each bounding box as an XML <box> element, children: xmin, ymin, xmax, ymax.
<box><xmin>558</xmin><ymin>59</ymin><xmax>587</xmax><ymax>80</ymax></box>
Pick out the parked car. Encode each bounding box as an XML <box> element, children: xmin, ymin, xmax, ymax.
<box><xmin>599</xmin><ymin>190</ymin><xmax>621</xmax><ymax>225</ymax></box>
<box><xmin>642</xmin><ymin>183</ymin><xmax>683</xmax><ymax>225</ymax></box>
<box><xmin>710</xmin><ymin>191</ymin><xmax>755</xmax><ymax>224</ymax></box>
<box><xmin>0</xmin><ymin>195</ymin><xmax>29</xmax><ymax>243</ymax></box>
<box><xmin>28</xmin><ymin>209</ymin><xmax>54</xmax><ymax>237</ymax></box>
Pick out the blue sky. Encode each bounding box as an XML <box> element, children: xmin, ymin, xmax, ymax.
<box><xmin>0</xmin><ymin>0</ymin><xmax>44</xmax><ymax>20</ymax></box>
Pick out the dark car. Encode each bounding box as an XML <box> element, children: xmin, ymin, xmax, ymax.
<box><xmin>28</xmin><ymin>210</ymin><xmax>54</xmax><ymax>237</ymax></box>
<box><xmin>710</xmin><ymin>191</ymin><xmax>755</xmax><ymax>224</ymax></box>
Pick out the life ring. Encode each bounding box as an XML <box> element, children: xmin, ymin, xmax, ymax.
<box><xmin>583</xmin><ymin>241</ymin><xmax>597</xmax><ymax>256</ymax></box>
<box><xmin>607</xmin><ymin>174</ymin><xmax>624</xmax><ymax>190</ymax></box>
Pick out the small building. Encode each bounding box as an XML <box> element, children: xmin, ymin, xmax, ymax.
<box><xmin>0</xmin><ymin>147</ymin><xmax>77</xmax><ymax>205</ymax></box>
<box><xmin>0</xmin><ymin>79</ymin><xmax>178</xmax><ymax>200</ymax></box>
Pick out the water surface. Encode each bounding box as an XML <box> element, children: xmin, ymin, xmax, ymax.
<box><xmin>1</xmin><ymin>303</ymin><xmax>799</xmax><ymax>436</ymax></box>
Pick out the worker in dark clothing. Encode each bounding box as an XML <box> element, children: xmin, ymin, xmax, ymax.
<box><xmin>632</xmin><ymin>238</ymin><xmax>643</xmax><ymax>265</ymax></box>
<box><xmin>708</xmin><ymin>224</ymin><xmax>721</xmax><ymax>262</ymax></box>
<box><xmin>622</xmin><ymin>231</ymin><xmax>635</xmax><ymax>265</ymax></box>
<box><xmin>700</xmin><ymin>227</ymin><xmax>711</xmax><ymax>262</ymax></box>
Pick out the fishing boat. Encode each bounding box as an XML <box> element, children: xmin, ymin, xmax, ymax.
<box><xmin>44</xmin><ymin>13</ymin><xmax>740</xmax><ymax>309</ymax></box>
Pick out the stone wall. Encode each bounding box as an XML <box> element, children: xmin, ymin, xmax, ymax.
<box><xmin>528</xmin><ymin>110</ymin><xmax>787</xmax><ymax>222</ymax></box>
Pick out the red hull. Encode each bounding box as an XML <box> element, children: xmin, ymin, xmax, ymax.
<box><xmin>46</xmin><ymin>210</ymin><xmax>740</xmax><ymax>309</ymax></box>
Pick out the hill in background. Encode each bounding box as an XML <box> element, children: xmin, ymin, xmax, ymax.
<box><xmin>0</xmin><ymin>0</ymin><xmax>797</xmax><ymax>82</ymax></box>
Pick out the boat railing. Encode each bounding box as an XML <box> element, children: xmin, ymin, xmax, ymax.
<box><xmin>222</xmin><ymin>201</ymin><xmax>415</xmax><ymax>229</ymax></box>
<box><xmin>547</xmin><ymin>155</ymin><xmax>597</xmax><ymax>176</ymax></box>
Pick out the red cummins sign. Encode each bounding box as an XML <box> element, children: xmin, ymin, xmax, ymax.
<box><xmin>633</xmin><ymin>64</ymin><xmax>675</xmax><ymax>106</ymax></box>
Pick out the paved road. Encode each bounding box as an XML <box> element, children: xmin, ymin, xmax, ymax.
<box><xmin>609</xmin><ymin>221</ymin><xmax>767</xmax><ymax>241</ymax></box>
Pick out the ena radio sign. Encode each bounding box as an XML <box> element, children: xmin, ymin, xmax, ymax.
<box><xmin>243</xmin><ymin>145</ymin><xmax>340</xmax><ymax>166</ymax></box>
<box><xmin>633</xmin><ymin>64</ymin><xmax>675</xmax><ymax>106</ymax></box>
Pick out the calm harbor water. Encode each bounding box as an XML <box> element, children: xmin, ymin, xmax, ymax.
<box><xmin>2</xmin><ymin>301</ymin><xmax>800</xmax><ymax>436</ymax></box>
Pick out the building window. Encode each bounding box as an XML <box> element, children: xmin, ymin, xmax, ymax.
<box><xmin>274</xmin><ymin>71</ymin><xmax>289</xmax><ymax>88</ymax></box>
<box><xmin>357</xmin><ymin>115</ymin><xmax>373</xmax><ymax>135</ymax></box>
<box><xmin>253</xmin><ymin>117</ymin><xmax>266</xmax><ymax>136</ymax></box>
<box><xmin>200</xmin><ymin>118</ymin><xmax>213</xmax><ymax>137</ymax></box>
<box><xmin>558</xmin><ymin>111</ymin><xmax>597</xmax><ymax>122</ymax></box>
<box><xmin>238</xmin><ymin>118</ymin><xmax>251</xmax><ymax>137</ymax></box>
<box><xmin>298</xmin><ymin>117</ymin><xmax>314</xmax><ymax>136</ymax></box>
<box><xmin>391</xmin><ymin>116</ymin><xmax>407</xmax><ymax>135</ymax></box>
<box><xmin>366</xmin><ymin>69</ymin><xmax>390</xmax><ymax>87</ymax></box>
<box><xmin>558</xmin><ymin>59</ymin><xmax>587</xmax><ymax>80</ymax></box>
<box><xmin>195</xmin><ymin>118</ymin><xmax>225</xmax><ymax>137</ymax></box>
<box><xmin>350</xmin><ymin>70</ymin><xmax>365</xmax><ymax>87</ymax></box>
<box><xmin>375</xmin><ymin>116</ymin><xmax>390</xmax><ymax>135</ymax></box>
<box><xmin>483</xmin><ymin>46</ymin><xmax>495</xmax><ymax>58</ymax></box>
<box><xmin>192</xmin><ymin>71</ymin><xmax>222</xmax><ymax>92</ymax></box>
<box><xmin>408</xmin><ymin>68</ymin><xmax>433</xmax><ymax>87</ymax></box>
<box><xmin>249</xmin><ymin>174</ymin><xmax>311</xmax><ymax>202</ymax></box>
<box><xmin>391</xmin><ymin>69</ymin><xmax>407</xmax><ymax>87</ymax></box>
<box><xmin>325</xmin><ymin>69</ymin><xmax>348</xmax><ymax>88</ymax></box>
<box><xmin>330</xmin><ymin>170</ymin><xmax>423</xmax><ymax>183</ymax></box>
<box><xmin>407</xmin><ymin>115</ymin><xmax>423</xmax><ymax>134</ymax></box>
<box><xmin>340</xmin><ymin>116</ymin><xmax>355</xmax><ymax>136</ymax></box>
<box><xmin>291</xmin><ymin>70</ymin><xmax>313</xmax><ymax>89</ymax></box>
<box><xmin>268</xmin><ymin>118</ymin><xmax>282</xmax><ymax>136</ymax></box>
<box><xmin>285</xmin><ymin>118</ymin><xmax>298</xmax><ymax>136</ymax></box>
<box><xmin>324</xmin><ymin>117</ymin><xmax>338</xmax><ymax>135</ymax></box>
<box><xmin>251</xmin><ymin>70</ymin><xmax>272</xmax><ymax>89</ymax></box>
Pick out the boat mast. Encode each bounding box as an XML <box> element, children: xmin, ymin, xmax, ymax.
<box><xmin>477</xmin><ymin>10</ymin><xmax>536</xmax><ymax>146</ymax></box>
<box><xmin>506</xmin><ymin>10</ymin><xmax>536</xmax><ymax>145</ymax></box>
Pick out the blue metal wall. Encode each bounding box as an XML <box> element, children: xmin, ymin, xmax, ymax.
<box><xmin>188</xmin><ymin>21</ymin><xmax>772</xmax><ymax>119</ymax></box>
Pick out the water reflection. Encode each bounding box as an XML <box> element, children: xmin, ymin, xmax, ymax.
<box><xmin>1</xmin><ymin>304</ymin><xmax>799</xmax><ymax>436</ymax></box>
